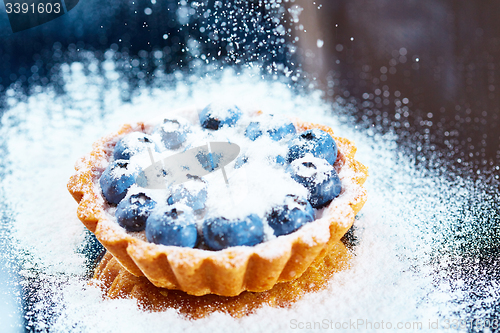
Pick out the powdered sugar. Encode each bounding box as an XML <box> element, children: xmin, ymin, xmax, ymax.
<box><xmin>289</xmin><ymin>156</ymin><xmax>334</xmax><ymax>184</ymax></box>
<box><xmin>0</xmin><ymin>62</ymin><xmax>497</xmax><ymax>331</ymax></box>
<box><xmin>96</xmin><ymin>110</ymin><xmax>316</xmax><ymax>241</ymax></box>
<box><xmin>202</xmin><ymin>101</ymin><xmax>239</xmax><ymax>120</ymax></box>
<box><xmin>96</xmin><ymin>106</ymin><xmax>327</xmax><ymax>243</ymax></box>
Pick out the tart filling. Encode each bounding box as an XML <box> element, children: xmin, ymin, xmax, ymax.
<box><xmin>68</xmin><ymin>105</ymin><xmax>368</xmax><ymax>296</ymax></box>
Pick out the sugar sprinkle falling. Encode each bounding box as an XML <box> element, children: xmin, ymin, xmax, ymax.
<box><xmin>0</xmin><ymin>60</ymin><xmax>499</xmax><ymax>332</ymax></box>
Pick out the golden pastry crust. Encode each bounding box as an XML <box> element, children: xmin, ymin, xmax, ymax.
<box><xmin>68</xmin><ymin>116</ymin><xmax>368</xmax><ymax>296</ymax></box>
<box><xmin>91</xmin><ymin>239</ymin><xmax>351</xmax><ymax>319</ymax></box>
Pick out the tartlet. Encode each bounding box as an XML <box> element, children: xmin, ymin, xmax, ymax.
<box><xmin>68</xmin><ymin>109</ymin><xmax>368</xmax><ymax>297</ymax></box>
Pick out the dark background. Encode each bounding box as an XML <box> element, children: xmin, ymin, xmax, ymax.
<box><xmin>0</xmin><ymin>0</ymin><xmax>499</xmax><ymax>330</ymax></box>
<box><xmin>292</xmin><ymin>0</ymin><xmax>500</xmax><ymax>324</ymax></box>
<box><xmin>295</xmin><ymin>0</ymin><xmax>500</xmax><ymax>174</ymax></box>
<box><xmin>0</xmin><ymin>0</ymin><xmax>291</xmax><ymax>93</ymax></box>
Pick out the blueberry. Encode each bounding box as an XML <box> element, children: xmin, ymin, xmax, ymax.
<box><xmin>202</xmin><ymin>214</ymin><xmax>264</xmax><ymax>250</ymax></box>
<box><xmin>245</xmin><ymin>122</ymin><xmax>262</xmax><ymax>140</ymax></box>
<box><xmin>274</xmin><ymin>155</ymin><xmax>287</xmax><ymax>166</ymax></box>
<box><xmin>116</xmin><ymin>193</ymin><xmax>156</xmax><ymax>232</ymax></box>
<box><xmin>264</xmin><ymin>154</ymin><xmax>286</xmax><ymax>167</ymax></box>
<box><xmin>99</xmin><ymin>160</ymin><xmax>139</xmax><ymax>204</ymax></box>
<box><xmin>267</xmin><ymin>119</ymin><xmax>296</xmax><ymax>141</ymax></box>
<box><xmin>266</xmin><ymin>195</ymin><xmax>315</xmax><ymax>236</ymax></box>
<box><xmin>286</xmin><ymin>129</ymin><xmax>338</xmax><ymax>165</ymax></box>
<box><xmin>113</xmin><ymin>132</ymin><xmax>160</xmax><ymax>160</ymax></box>
<box><xmin>287</xmin><ymin>157</ymin><xmax>342</xmax><ymax>208</ymax></box>
<box><xmin>234</xmin><ymin>154</ymin><xmax>248</xmax><ymax>169</ymax></box>
<box><xmin>199</xmin><ymin>102</ymin><xmax>242</xmax><ymax>130</ymax></box>
<box><xmin>167</xmin><ymin>176</ymin><xmax>207</xmax><ymax>213</ymax></box>
<box><xmin>245</xmin><ymin>115</ymin><xmax>296</xmax><ymax>141</ymax></box>
<box><xmin>154</xmin><ymin>119</ymin><xmax>190</xmax><ymax>149</ymax></box>
<box><xmin>145</xmin><ymin>206</ymin><xmax>197</xmax><ymax>247</ymax></box>
<box><xmin>195</xmin><ymin>150</ymin><xmax>222</xmax><ymax>171</ymax></box>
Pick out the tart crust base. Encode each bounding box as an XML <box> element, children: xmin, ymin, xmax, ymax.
<box><xmin>68</xmin><ymin>118</ymin><xmax>368</xmax><ymax>296</ymax></box>
<box><xmin>91</xmin><ymin>239</ymin><xmax>351</xmax><ymax>319</ymax></box>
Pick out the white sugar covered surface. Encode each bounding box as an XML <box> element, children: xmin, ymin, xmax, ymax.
<box><xmin>125</xmin><ymin>110</ymin><xmax>308</xmax><ymax>225</ymax></box>
<box><xmin>0</xmin><ymin>62</ymin><xmax>499</xmax><ymax>332</ymax></box>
